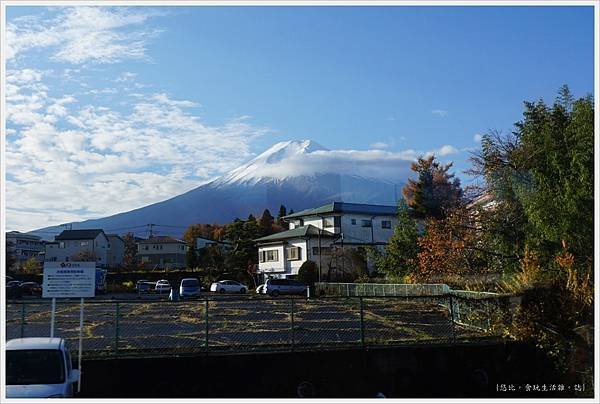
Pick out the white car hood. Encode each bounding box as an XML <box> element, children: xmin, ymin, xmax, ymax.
<box><xmin>6</xmin><ymin>383</ymin><xmax>65</xmax><ymax>398</ymax></box>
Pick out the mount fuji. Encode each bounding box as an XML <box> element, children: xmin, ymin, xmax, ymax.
<box><xmin>32</xmin><ymin>140</ymin><xmax>407</xmax><ymax>239</ymax></box>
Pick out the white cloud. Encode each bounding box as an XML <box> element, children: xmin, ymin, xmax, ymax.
<box><xmin>6</xmin><ymin>7</ymin><xmax>161</xmax><ymax>64</ymax></box>
<box><xmin>5</xmin><ymin>69</ymin><xmax>269</xmax><ymax>231</ymax></box>
<box><xmin>369</xmin><ymin>141</ymin><xmax>389</xmax><ymax>149</ymax></box>
<box><xmin>473</xmin><ymin>133</ymin><xmax>483</xmax><ymax>142</ymax></box>
<box><xmin>431</xmin><ymin>109</ymin><xmax>448</xmax><ymax>117</ymax></box>
<box><xmin>437</xmin><ymin>145</ymin><xmax>459</xmax><ymax>156</ymax></box>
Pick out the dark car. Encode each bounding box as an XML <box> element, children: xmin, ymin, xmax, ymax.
<box><xmin>135</xmin><ymin>280</ymin><xmax>152</xmax><ymax>294</ymax></box>
<box><xmin>263</xmin><ymin>279</ymin><xmax>308</xmax><ymax>296</ymax></box>
<box><xmin>19</xmin><ymin>282</ymin><xmax>42</xmax><ymax>296</ymax></box>
<box><xmin>6</xmin><ymin>281</ymin><xmax>23</xmax><ymax>299</ymax></box>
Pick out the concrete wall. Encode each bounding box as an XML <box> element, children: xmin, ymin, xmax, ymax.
<box><xmin>79</xmin><ymin>342</ymin><xmax>563</xmax><ymax>398</ymax></box>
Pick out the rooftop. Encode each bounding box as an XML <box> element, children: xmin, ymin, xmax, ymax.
<box><xmin>55</xmin><ymin>229</ymin><xmax>106</xmax><ymax>241</ymax></box>
<box><xmin>137</xmin><ymin>236</ymin><xmax>187</xmax><ymax>244</ymax></box>
<box><xmin>283</xmin><ymin>202</ymin><xmax>397</xmax><ymax>219</ymax></box>
<box><xmin>255</xmin><ymin>224</ymin><xmax>335</xmax><ymax>242</ymax></box>
<box><xmin>6</xmin><ymin>338</ymin><xmax>64</xmax><ymax>351</ymax></box>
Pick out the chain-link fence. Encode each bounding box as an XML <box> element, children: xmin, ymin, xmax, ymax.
<box><xmin>6</xmin><ymin>294</ymin><xmax>512</xmax><ymax>358</ymax></box>
<box><xmin>316</xmin><ymin>282</ymin><xmax>451</xmax><ymax>297</ymax></box>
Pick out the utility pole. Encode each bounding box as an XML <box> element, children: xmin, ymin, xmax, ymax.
<box><xmin>148</xmin><ymin>224</ymin><xmax>156</xmax><ymax>238</ymax></box>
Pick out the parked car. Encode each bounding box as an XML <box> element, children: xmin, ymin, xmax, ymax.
<box><xmin>210</xmin><ymin>280</ymin><xmax>248</xmax><ymax>294</ymax></box>
<box><xmin>155</xmin><ymin>279</ymin><xmax>171</xmax><ymax>294</ymax></box>
<box><xmin>135</xmin><ymin>280</ymin><xmax>152</xmax><ymax>294</ymax></box>
<box><xmin>263</xmin><ymin>278</ymin><xmax>308</xmax><ymax>296</ymax></box>
<box><xmin>6</xmin><ymin>281</ymin><xmax>23</xmax><ymax>299</ymax></box>
<box><xmin>20</xmin><ymin>282</ymin><xmax>42</xmax><ymax>296</ymax></box>
<box><xmin>179</xmin><ymin>278</ymin><xmax>202</xmax><ymax>299</ymax></box>
<box><xmin>6</xmin><ymin>337</ymin><xmax>80</xmax><ymax>398</ymax></box>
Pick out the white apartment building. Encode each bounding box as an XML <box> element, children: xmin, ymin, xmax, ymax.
<box><xmin>6</xmin><ymin>231</ymin><xmax>45</xmax><ymax>266</ymax></box>
<box><xmin>255</xmin><ymin>202</ymin><xmax>398</xmax><ymax>280</ymax></box>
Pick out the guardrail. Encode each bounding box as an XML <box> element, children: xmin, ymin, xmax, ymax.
<box><xmin>6</xmin><ymin>294</ymin><xmax>513</xmax><ymax>358</ymax></box>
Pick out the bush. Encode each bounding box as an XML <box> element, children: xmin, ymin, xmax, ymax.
<box><xmin>298</xmin><ymin>260</ymin><xmax>317</xmax><ymax>286</ymax></box>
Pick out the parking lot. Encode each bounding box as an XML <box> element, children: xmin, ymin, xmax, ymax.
<box><xmin>6</xmin><ymin>295</ymin><xmax>489</xmax><ymax>357</ymax></box>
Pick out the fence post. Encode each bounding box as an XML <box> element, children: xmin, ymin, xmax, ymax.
<box><xmin>20</xmin><ymin>303</ymin><xmax>26</xmax><ymax>338</ymax></box>
<box><xmin>359</xmin><ymin>297</ymin><xmax>365</xmax><ymax>348</ymax></box>
<box><xmin>204</xmin><ymin>298</ymin><xmax>209</xmax><ymax>352</ymax></box>
<box><xmin>449</xmin><ymin>295</ymin><xmax>456</xmax><ymax>343</ymax></box>
<box><xmin>290</xmin><ymin>298</ymin><xmax>295</xmax><ymax>351</ymax></box>
<box><xmin>114</xmin><ymin>302</ymin><xmax>120</xmax><ymax>356</ymax></box>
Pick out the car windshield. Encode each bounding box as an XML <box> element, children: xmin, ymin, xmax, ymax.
<box><xmin>6</xmin><ymin>350</ymin><xmax>65</xmax><ymax>385</ymax></box>
<box><xmin>182</xmin><ymin>279</ymin><xmax>199</xmax><ymax>287</ymax></box>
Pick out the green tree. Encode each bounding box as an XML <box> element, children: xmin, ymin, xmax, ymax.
<box><xmin>373</xmin><ymin>200</ymin><xmax>419</xmax><ymax>279</ymax></box>
<box><xmin>258</xmin><ymin>209</ymin><xmax>275</xmax><ymax>236</ymax></box>
<box><xmin>20</xmin><ymin>258</ymin><xmax>42</xmax><ymax>274</ymax></box>
<box><xmin>277</xmin><ymin>204</ymin><xmax>287</xmax><ymax>226</ymax></box>
<box><xmin>122</xmin><ymin>233</ymin><xmax>140</xmax><ymax>270</ymax></box>
<box><xmin>514</xmin><ymin>88</ymin><xmax>594</xmax><ymax>264</ymax></box>
<box><xmin>185</xmin><ymin>247</ymin><xmax>199</xmax><ymax>269</ymax></box>
<box><xmin>72</xmin><ymin>250</ymin><xmax>96</xmax><ymax>262</ymax></box>
<box><xmin>402</xmin><ymin>155</ymin><xmax>463</xmax><ymax>219</ymax></box>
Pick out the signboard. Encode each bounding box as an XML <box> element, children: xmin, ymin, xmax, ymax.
<box><xmin>43</xmin><ymin>262</ymin><xmax>96</xmax><ymax>298</ymax></box>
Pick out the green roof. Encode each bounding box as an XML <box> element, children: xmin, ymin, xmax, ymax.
<box><xmin>283</xmin><ymin>202</ymin><xmax>397</xmax><ymax>219</ymax></box>
<box><xmin>254</xmin><ymin>225</ymin><xmax>335</xmax><ymax>242</ymax></box>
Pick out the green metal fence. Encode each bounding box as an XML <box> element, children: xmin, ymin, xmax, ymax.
<box><xmin>5</xmin><ymin>295</ymin><xmax>512</xmax><ymax>358</ymax></box>
<box><xmin>315</xmin><ymin>282</ymin><xmax>451</xmax><ymax>297</ymax></box>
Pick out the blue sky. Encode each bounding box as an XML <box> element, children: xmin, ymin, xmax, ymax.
<box><xmin>4</xmin><ymin>5</ymin><xmax>595</xmax><ymax>231</ymax></box>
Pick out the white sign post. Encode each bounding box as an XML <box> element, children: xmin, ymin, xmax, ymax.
<box><xmin>43</xmin><ymin>262</ymin><xmax>96</xmax><ymax>394</ymax></box>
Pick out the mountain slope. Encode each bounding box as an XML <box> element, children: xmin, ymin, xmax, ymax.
<box><xmin>32</xmin><ymin>140</ymin><xmax>404</xmax><ymax>239</ymax></box>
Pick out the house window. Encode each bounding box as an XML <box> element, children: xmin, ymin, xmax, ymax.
<box><xmin>351</xmin><ymin>219</ymin><xmax>356</xmax><ymax>225</ymax></box>
<box><xmin>262</xmin><ymin>249</ymin><xmax>279</xmax><ymax>262</ymax></box>
<box><xmin>381</xmin><ymin>220</ymin><xmax>392</xmax><ymax>229</ymax></box>
<box><xmin>59</xmin><ymin>242</ymin><xmax>65</xmax><ymax>249</ymax></box>
<box><xmin>286</xmin><ymin>246</ymin><xmax>301</xmax><ymax>261</ymax></box>
<box><xmin>80</xmin><ymin>241</ymin><xmax>89</xmax><ymax>247</ymax></box>
<box><xmin>361</xmin><ymin>220</ymin><xmax>372</xmax><ymax>228</ymax></box>
<box><xmin>144</xmin><ymin>245</ymin><xmax>149</xmax><ymax>250</ymax></box>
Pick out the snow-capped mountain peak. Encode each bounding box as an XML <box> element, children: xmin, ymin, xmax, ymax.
<box><xmin>217</xmin><ymin>139</ymin><xmax>329</xmax><ymax>185</ymax></box>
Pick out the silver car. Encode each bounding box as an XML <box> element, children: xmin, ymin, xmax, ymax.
<box><xmin>263</xmin><ymin>279</ymin><xmax>307</xmax><ymax>296</ymax></box>
<box><xmin>179</xmin><ymin>278</ymin><xmax>202</xmax><ymax>299</ymax></box>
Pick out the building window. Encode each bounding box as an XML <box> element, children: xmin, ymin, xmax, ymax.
<box><xmin>361</xmin><ymin>220</ymin><xmax>372</xmax><ymax>228</ymax></box>
<box><xmin>261</xmin><ymin>249</ymin><xmax>279</xmax><ymax>262</ymax></box>
<box><xmin>286</xmin><ymin>246</ymin><xmax>301</xmax><ymax>261</ymax></box>
<box><xmin>351</xmin><ymin>219</ymin><xmax>356</xmax><ymax>225</ymax></box>
<box><xmin>59</xmin><ymin>242</ymin><xmax>65</xmax><ymax>249</ymax></box>
<box><xmin>80</xmin><ymin>241</ymin><xmax>89</xmax><ymax>247</ymax></box>
<box><xmin>381</xmin><ymin>220</ymin><xmax>392</xmax><ymax>229</ymax></box>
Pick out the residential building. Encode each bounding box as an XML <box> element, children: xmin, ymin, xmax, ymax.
<box><xmin>255</xmin><ymin>202</ymin><xmax>398</xmax><ymax>281</ymax></box>
<box><xmin>195</xmin><ymin>237</ymin><xmax>231</xmax><ymax>251</ymax></box>
<box><xmin>6</xmin><ymin>231</ymin><xmax>45</xmax><ymax>266</ymax></box>
<box><xmin>136</xmin><ymin>236</ymin><xmax>188</xmax><ymax>269</ymax></box>
<box><xmin>44</xmin><ymin>229</ymin><xmax>110</xmax><ymax>267</ymax></box>
<box><xmin>106</xmin><ymin>234</ymin><xmax>125</xmax><ymax>268</ymax></box>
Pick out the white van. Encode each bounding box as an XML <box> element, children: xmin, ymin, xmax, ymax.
<box><xmin>6</xmin><ymin>338</ymin><xmax>80</xmax><ymax>398</ymax></box>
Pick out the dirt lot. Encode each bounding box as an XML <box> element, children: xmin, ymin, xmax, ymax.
<box><xmin>6</xmin><ymin>296</ymin><xmax>483</xmax><ymax>356</ymax></box>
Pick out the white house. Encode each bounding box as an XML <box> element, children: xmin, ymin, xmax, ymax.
<box><xmin>6</xmin><ymin>231</ymin><xmax>45</xmax><ymax>266</ymax></box>
<box><xmin>255</xmin><ymin>202</ymin><xmax>398</xmax><ymax>281</ymax></box>
<box><xmin>44</xmin><ymin>229</ymin><xmax>110</xmax><ymax>267</ymax></box>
